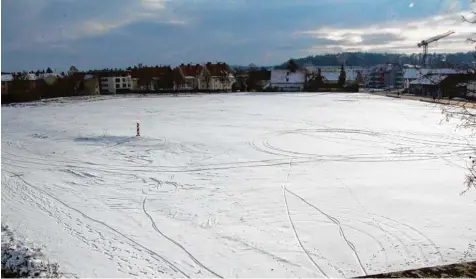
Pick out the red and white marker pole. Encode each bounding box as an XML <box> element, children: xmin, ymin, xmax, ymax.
<box><xmin>136</xmin><ymin>122</ymin><xmax>140</xmax><ymax>137</ymax></box>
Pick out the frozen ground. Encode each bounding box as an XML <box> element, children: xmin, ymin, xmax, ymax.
<box><xmin>2</xmin><ymin>92</ymin><xmax>476</xmax><ymax>278</ymax></box>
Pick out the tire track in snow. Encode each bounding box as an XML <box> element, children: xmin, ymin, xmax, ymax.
<box><xmin>142</xmin><ymin>197</ymin><xmax>223</xmax><ymax>278</ymax></box>
<box><xmin>339</xmin><ymin>180</ymin><xmax>411</xmax><ymax>262</ymax></box>
<box><xmin>284</xmin><ymin>187</ymin><xmax>368</xmax><ymax>276</ymax></box>
<box><xmin>370</xmin><ymin>214</ymin><xmax>444</xmax><ymax>261</ymax></box>
<box><xmin>281</xmin><ymin>162</ymin><xmax>330</xmax><ymax>278</ymax></box>
<box><xmin>3</xmin><ymin>170</ymin><xmax>190</xmax><ymax>278</ymax></box>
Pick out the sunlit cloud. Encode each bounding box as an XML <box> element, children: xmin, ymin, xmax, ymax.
<box><xmin>300</xmin><ymin>11</ymin><xmax>475</xmax><ymax>54</ymax></box>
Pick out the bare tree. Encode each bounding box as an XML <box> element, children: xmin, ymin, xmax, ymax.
<box><xmin>462</xmin><ymin>0</ymin><xmax>476</xmax><ymax>46</ymax></box>
<box><xmin>442</xmin><ymin>3</ymin><xmax>476</xmax><ymax>194</ymax></box>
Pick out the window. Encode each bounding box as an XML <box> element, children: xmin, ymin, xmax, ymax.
<box><xmin>115</xmin><ymin>78</ymin><xmax>121</xmax><ymax>82</ymax></box>
<box><xmin>123</xmin><ymin>83</ymin><xmax>127</xmax><ymax>88</ymax></box>
<box><xmin>122</xmin><ymin>78</ymin><xmax>126</xmax><ymax>82</ymax></box>
<box><xmin>116</xmin><ymin>83</ymin><xmax>121</xmax><ymax>88</ymax></box>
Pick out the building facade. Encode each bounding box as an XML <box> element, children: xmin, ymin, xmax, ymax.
<box><xmin>99</xmin><ymin>74</ymin><xmax>133</xmax><ymax>94</ymax></box>
<box><xmin>1</xmin><ymin>74</ymin><xmax>12</xmax><ymax>95</ymax></box>
<box><xmin>174</xmin><ymin>64</ymin><xmax>203</xmax><ymax>91</ymax></box>
<box><xmin>202</xmin><ymin>62</ymin><xmax>235</xmax><ymax>92</ymax></box>
<box><xmin>366</xmin><ymin>64</ymin><xmax>404</xmax><ymax>89</ymax></box>
<box><xmin>82</xmin><ymin>75</ymin><xmax>100</xmax><ymax>95</ymax></box>
<box><xmin>269</xmin><ymin>69</ymin><xmax>307</xmax><ymax>91</ymax></box>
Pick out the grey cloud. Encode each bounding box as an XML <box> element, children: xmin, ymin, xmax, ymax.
<box><xmin>360</xmin><ymin>33</ymin><xmax>405</xmax><ymax>45</ymax></box>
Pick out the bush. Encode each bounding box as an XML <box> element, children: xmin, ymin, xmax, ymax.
<box><xmin>1</xmin><ymin>225</ymin><xmax>61</xmax><ymax>278</ymax></box>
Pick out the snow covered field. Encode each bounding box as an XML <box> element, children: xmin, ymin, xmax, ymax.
<box><xmin>2</xmin><ymin>92</ymin><xmax>476</xmax><ymax>278</ymax></box>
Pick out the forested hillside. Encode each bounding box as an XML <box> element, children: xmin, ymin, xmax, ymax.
<box><xmin>276</xmin><ymin>52</ymin><xmax>475</xmax><ymax>68</ymax></box>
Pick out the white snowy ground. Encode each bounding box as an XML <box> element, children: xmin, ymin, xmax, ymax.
<box><xmin>1</xmin><ymin>92</ymin><xmax>476</xmax><ymax>278</ymax></box>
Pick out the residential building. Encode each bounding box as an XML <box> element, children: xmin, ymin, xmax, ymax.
<box><xmin>174</xmin><ymin>64</ymin><xmax>204</xmax><ymax>91</ymax></box>
<box><xmin>132</xmin><ymin>78</ymin><xmax>140</xmax><ymax>91</ymax></box>
<box><xmin>130</xmin><ymin>66</ymin><xmax>175</xmax><ymax>91</ymax></box>
<box><xmin>40</xmin><ymin>72</ymin><xmax>61</xmax><ymax>85</ymax></box>
<box><xmin>7</xmin><ymin>72</ymin><xmax>39</xmax><ymax>94</ymax></box>
<box><xmin>366</xmin><ymin>64</ymin><xmax>404</xmax><ymax>89</ymax></box>
<box><xmin>247</xmin><ymin>69</ymin><xmax>271</xmax><ymax>91</ymax></box>
<box><xmin>320</xmin><ymin>69</ymin><xmax>363</xmax><ymax>85</ymax></box>
<box><xmin>1</xmin><ymin>74</ymin><xmax>13</xmax><ymax>95</ymax></box>
<box><xmin>409</xmin><ymin>73</ymin><xmax>476</xmax><ymax>98</ymax></box>
<box><xmin>408</xmin><ymin>75</ymin><xmax>447</xmax><ymax>97</ymax></box>
<box><xmin>99</xmin><ymin>72</ymin><xmax>132</xmax><ymax>94</ymax></box>
<box><xmin>269</xmin><ymin>69</ymin><xmax>307</xmax><ymax>91</ymax></box>
<box><xmin>202</xmin><ymin>62</ymin><xmax>235</xmax><ymax>91</ymax></box>
<box><xmin>403</xmin><ymin>68</ymin><xmax>461</xmax><ymax>89</ymax></box>
<box><xmin>83</xmin><ymin>75</ymin><xmax>100</xmax><ymax>95</ymax></box>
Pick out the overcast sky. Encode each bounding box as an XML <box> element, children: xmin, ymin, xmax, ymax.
<box><xmin>1</xmin><ymin>0</ymin><xmax>475</xmax><ymax>71</ymax></box>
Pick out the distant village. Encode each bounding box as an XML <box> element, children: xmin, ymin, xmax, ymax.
<box><xmin>1</xmin><ymin>59</ymin><xmax>476</xmax><ymax>104</ymax></box>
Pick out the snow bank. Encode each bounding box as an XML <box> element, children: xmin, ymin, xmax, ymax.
<box><xmin>1</xmin><ymin>225</ymin><xmax>62</xmax><ymax>278</ymax></box>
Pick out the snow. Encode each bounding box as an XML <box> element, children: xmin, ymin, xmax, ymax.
<box><xmin>271</xmin><ymin>70</ymin><xmax>306</xmax><ymax>84</ymax></box>
<box><xmin>2</xmin><ymin>74</ymin><xmax>13</xmax><ymax>82</ymax></box>
<box><xmin>410</xmin><ymin>75</ymin><xmax>448</xmax><ymax>85</ymax></box>
<box><xmin>2</xmin><ymin>93</ymin><xmax>476</xmax><ymax>278</ymax></box>
<box><xmin>404</xmin><ymin>68</ymin><xmax>461</xmax><ymax>80</ymax></box>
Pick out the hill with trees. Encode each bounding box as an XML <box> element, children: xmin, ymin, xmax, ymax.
<box><xmin>276</xmin><ymin>51</ymin><xmax>476</xmax><ymax>68</ymax></box>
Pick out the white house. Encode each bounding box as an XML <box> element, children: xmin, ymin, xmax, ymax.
<box><xmin>201</xmin><ymin>63</ymin><xmax>235</xmax><ymax>91</ymax></box>
<box><xmin>174</xmin><ymin>64</ymin><xmax>202</xmax><ymax>91</ymax></box>
<box><xmin>100</xmin><ymin>75</ymin><xmax>133</xmax><ymax>94</ymax></box>
<box><xmin>270</xmin><ymin>69</ymin><xmax>306</xmax><ymax>91</ymax></box>
<box><xmin>174</xmin><ymin>63</ymin><xmax>235</xmax><ymax>91</ymax></box>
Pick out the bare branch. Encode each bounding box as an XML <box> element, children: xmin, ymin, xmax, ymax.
<box><xmin>440</xmin><ymin>1</ymin><xmax>476</xmax><ymax>193</ymax></box>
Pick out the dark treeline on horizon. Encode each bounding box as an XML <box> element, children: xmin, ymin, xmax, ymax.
<box><xmin>277</xmin><ymin>51</ymin><xmax>476</xmax><ymax>69</ymax></box>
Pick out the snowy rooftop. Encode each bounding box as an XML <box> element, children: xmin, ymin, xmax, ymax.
<box><xmin>321</xmin><ymin>70</ymin><xmax>359</xmax><ymax>81</ymax></box>
<box><xmin>1</xmin><ymin>73</ymin><xmax>38</xmax><ymax>81</ymax></box>
<box><xmin>409</xmin><ymin>74</ymin><xmax>448</xmax><ymax>85</ymax></box>
<box><xmin>270</xmin><ymin>69</ymin><xmax>306</xmax><ymax>84</ymax></box>
<box><xmin>404</xmin><ymin>68</ymin><xmax>460</xmax><ymax>79</ymax></box>
<box><xmin>2</xmin><ymin>74</ymin><xmax>13</xmax><ymax>82</ymax></box>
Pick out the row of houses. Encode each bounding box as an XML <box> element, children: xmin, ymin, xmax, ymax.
<box><xmin>1</xmin><ymin>72</ymin><xmax>101</xmax><ymax>96</ymax></box>
<box><xmin>1</xmin><ymin>62</ymin><xmax>237</xmax><ymax>97</ymax></box>
<box><xmin>252</xmin><ymin>67</ymin><xmax>365</xmax><ymax>92</ymax></box>
<box><xmin>357</xmin><ymin>64</ymin><xmax>475</xmax><ymax>100</ymax></box>
<box><xmin>97</xmin><ymin>62</ymin><xmax>236</xmax><ymax>94</ymax></box>
<box><xmin>2</xmin><ymin>61</ymin><xmax>475</xmax><ymax>100</ymax></box>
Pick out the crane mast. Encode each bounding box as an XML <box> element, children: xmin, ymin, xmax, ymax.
<box><xmin>417</xmin><ymin>31</ymin><xmax>455</xmax><ymax>67</ymax></box>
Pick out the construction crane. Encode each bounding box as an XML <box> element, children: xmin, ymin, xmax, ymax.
<box><xmin>417</xmin><ymin>31</ymin><xmax>455</xmax><ymax>67</ymax></box>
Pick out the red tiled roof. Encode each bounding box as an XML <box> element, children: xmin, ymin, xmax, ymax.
<box><xmin>205</xmin><ymin>63</ymin><xmax>232</xmax><ymax>76</ymax></box>
<box><xmin>130</xmin><ymin>67</ymin><xmax>172</xmax><ymax>78</ymax></box>
<box><xmin>180</xmin><ymin>64</ymin><xmax>203</xmax><ymax>77</ymax></box>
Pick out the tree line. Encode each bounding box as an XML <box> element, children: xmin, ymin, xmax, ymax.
<box><xmin>277</xmin><ymin>51</ymin><xmax>476</xmax><ymax>68</ymax></box>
